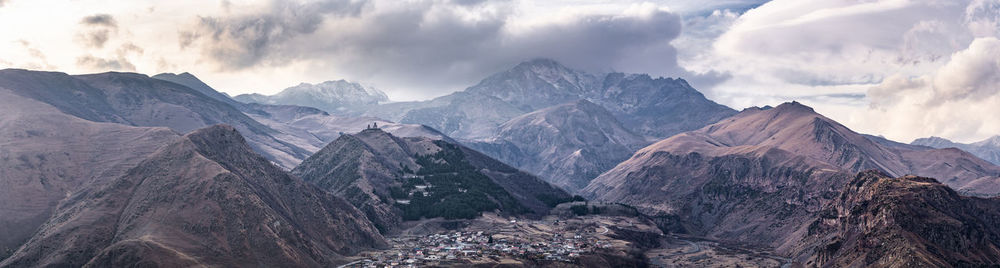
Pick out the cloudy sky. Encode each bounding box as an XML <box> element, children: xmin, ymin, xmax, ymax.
<box><xmin>1</xmin><ymin>0</ymin><xmax>999</xmax><ymax>143</ymax></box>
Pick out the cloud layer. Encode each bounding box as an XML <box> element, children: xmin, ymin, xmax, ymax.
<box><xmin>175</xmin><ymin>1</ymin><xmax>688</xmax><ymax>99</ymax></box>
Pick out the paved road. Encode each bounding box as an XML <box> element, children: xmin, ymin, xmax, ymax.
<box><xmin>648</xmin><ymin>237</ymin><xmax>703</xmax><ymax>267</ymax></box>
<box><xmin>336</xmin><ymin>259</ymin><xmax>365</xmax><ymax>268</ymax></box>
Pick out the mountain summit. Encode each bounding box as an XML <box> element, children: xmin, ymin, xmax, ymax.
<box><xmin>366</xmin><ymin>58</ymin><xmax>736</xmax><ymax>139</ymax></box>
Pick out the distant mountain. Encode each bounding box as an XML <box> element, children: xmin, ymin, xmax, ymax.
<box><xmin>245</xmin><ymin>102</ymin><xmax>452</xmax><ymax>154</ymax></box>
<box><xmin>913</xmin><ymin>135</ymin><xmax>1000</xmax><ymax>165</ymax></box>
<box><xmin>291</xmin><ymin>128</ymin><xmax>572</xmax><ymax>233</ymax></box>
<box><xmin>365</xmin><ymin>58</ymin><xmax>736</xmax><ymax>139</ymax></box>
<box><xmin>234</xmin><ymin>80</ymin><xmax>389</xmax><ymax>115</ymax></box>
<box><xmin>468</xmin><ymin>99</ymin><xmax>649</xmax><ymax>192</ymax></box>
<box><xmin>582</xmin><ymin>102</ymin><xmax>1000</xmax><ymax>249</ymax></box>
<box><xmin>0</xmin><ymin>89</ymin><xmax>179</xmax><ymax>260</ymax></box>
<box><xmin>791</xmin><ymin>170</ymin><xmax>1000</xmax><ymax>267</ymax></box>
<box><xmin>0</xmin><ymin>125</ymin><xmax>387</xmax><ymax>267</ymax></box>
<box><xmin>0</xmin><ymin>69</ymin><xmax>312</xmax><ymax>169</ymax></box>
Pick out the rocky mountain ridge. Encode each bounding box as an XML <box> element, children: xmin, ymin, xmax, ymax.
<box><xmin>291</xmin><ymin>128</ymin><xmax>572</xmax><ymax>233</ymax></box>
<box><xmin>913</xmin><ymin>135</ymin><xmax>1000</xmax><ymax>166</ymax></box>
<box><xmin>583</xmin><ymin>101</ymin><xmax>1000</xmax><ymax>251</ymax></box>
<box><xmin>792</xmin><ymin>170</ymin><xmax>1000</xmax><ymax>267</ymax></box>
<box><xmin>0</xmin><ymin>125</ymin><xmax>387</xmax><ymax>267</ymax></box>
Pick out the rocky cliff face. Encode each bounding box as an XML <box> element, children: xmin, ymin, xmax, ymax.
<box><xmin>0</xmin><ymin>125</ymin><xmax>387</xmax><ymax>268</ymax></box>
<box><xmin>292</xmin><ymin>128</ymin><xmax>571</xmax><ymax>233</ymax></box>
<box><xmin>234</xmin><ymin>80</ymin><xmax>388</xmax><ymax>115</ymax></box>
<box><xmin>792</xmin><ymin>170</ymin><xmax>1000</xmax><ymax>267</ymax></box>
<box><xmin>583</xmin><ymin>101</ymin><xmax>1000</xmax><ymax>249</ymax></box>
<box><xmin>468</xmin><ymin>99</ymin><xmax>649</xmax><ymax>192</ymax></box>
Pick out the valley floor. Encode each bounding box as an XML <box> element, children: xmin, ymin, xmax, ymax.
<box><xmin>342</xmin><ymin>213</ymin><xmax>800</xmax><ymax>268</ymax></box>
<box><xmin>645</xmin><ymin>235</ymin><xmax>792</xmax><ymax>268</ymax></box>
<box><xmin>344</xmin><ymin>213</ymin><xmax>657</xmax><ymax>267</ymax></box>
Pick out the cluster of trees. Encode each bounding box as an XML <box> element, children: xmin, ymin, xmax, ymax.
<box><xmin>570</xmin><ymin>204</ymin><xmax>602</xmax><ymax>216</ymax></box>
<box><xmin>396</xmin><ymin>141</ymin><xmax>527</xmax><ymax>220</ymax></box>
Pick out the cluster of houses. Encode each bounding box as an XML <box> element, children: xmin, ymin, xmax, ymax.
<box><xmin>352</xmin><ymin>226</ymin><xmax>613</xmax><ymax>267</ymax></box>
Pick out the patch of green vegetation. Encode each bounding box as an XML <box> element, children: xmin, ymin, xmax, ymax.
<box><xmin>397</xmin><ymin>141</ymin><xmax>527</xmax><ymax>220</ymax></box>
<box><xmin>538</xmin><ymin>194</ymin><xmax>587</xmax><ymax>208</ymax></box>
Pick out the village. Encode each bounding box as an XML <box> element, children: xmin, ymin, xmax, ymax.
<box><xmin>341</xmin><ymin>211</ymin><xmax>659</xmax><ymax>267</ymax></box>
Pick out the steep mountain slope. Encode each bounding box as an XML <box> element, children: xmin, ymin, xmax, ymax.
<box><xmin>364</xmin><ymin>58</ymin><xmax>736</xmax><ymax>140</ymax></box>
<box><xmin>583</xmin><ymin>101</ymin><xmax>1000</xmax><ymax>248</ymax></box>
<box><xmin>234</xmin><ymin>80</ymin><xmax>388</xmax><ymax>115</ymax></box>
<box><xmin>468</xmin><ymin>99</ymin><xmax>649</xmax><ymax>192</ymax></box>
<box><xmin>0</xmin><ymin>125</ymin><xmax>387</xmax><ymax>267</ymax></box>
<box><xmin>0</xmin><ymin>69</ymin><xmax>312</xmax><ymax>169</ymax></box>
<box><xmin>291</xmin><ymin>128</ymin><xmax>571</xmax><ymax>233</ymax></box>
<box><xmin>152</xmin><ymin>72</ymin><xmax>240</xmax><ymax>107</ymax></box>
<box><xmin>792</xmin><ymin>170</ymin><xmax>1000</xmax><ymax>267</ymax></box>
<box><xmin>913</xmin><ymin>135</ymin><xmax>1000</xmax><ymax>166</ymax></box>
<box><xmin>0</xmin><ymin>89</ymin><xmax>179</xmax><ymax>260</ymax></box>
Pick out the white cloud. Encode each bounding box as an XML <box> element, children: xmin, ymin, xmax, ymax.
<box><xmin>857</xmin><ymin>37</ymin><xmax>1000</xmax><ymax>143</ymax></box>
<box><xmin>681</xmin><ymin>0</ymin><xmax>1000</xmax><ymax>142</ymax></box>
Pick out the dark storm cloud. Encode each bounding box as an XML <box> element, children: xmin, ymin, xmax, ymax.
<box><xmin>180</xmin><ymin>0</ymin><xmax>368</xmax><ymax>69</ymax></box>
<box><xmin>77</xmin><ymin>14</ymin><xmax>119</xmax><ymax>48</ymax></box>
<box><xmin>80</xmin><ymin>14</ymin><xmax>118</xmax><ymax>27</ymax></box>
<box><xmin>318</xmin><ymin>3</ymin><xmax>688</xmax><ymax>96</ymax></box>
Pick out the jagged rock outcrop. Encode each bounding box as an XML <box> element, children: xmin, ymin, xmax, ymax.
<box><xmin>468</xmin><ymin>99</ymin><xmax>649</xmax><ymax>192</ymax></box>
<box><xmin>291</xmin><ymin>128</ymin><xmax>571</xmax><ymax>233</ymax></box>
<box><xmin>0</xmin><ymin>125</ymin><xmax>387</xmax><ymax>267</ymax></box>
<box><xmin>792</xmin><ymin>170</ymin><xmax>1000</xmax><ymax>267</ymax></box>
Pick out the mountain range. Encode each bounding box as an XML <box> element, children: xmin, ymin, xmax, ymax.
<box><xmin>583</xmin><ymin>101</ymin><xmax>1000</xmax><ymax>251</ymax></box>
<box><xmin>913</xmin><ymin>135</ymin><xmax>1000</xmax><ymax>166</ymax></box>
<box><xmin>4</xmin><ymin>56</ymin><xmax>1000</xmax><ymax>267</ymax></box>
<box><xmin>1</xmin><ymin>125</ymin><xmax>386</xmax><ymax>267</ymax></box>
<box><xmin>234</xmin><ymin>80</ymin><xmax>389</xmax><ymax>115</ymax></box>
<box><xmin>0</xmin><ymin>69</ymin><xmax>313</xmax><ymax>169</ymax></box>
